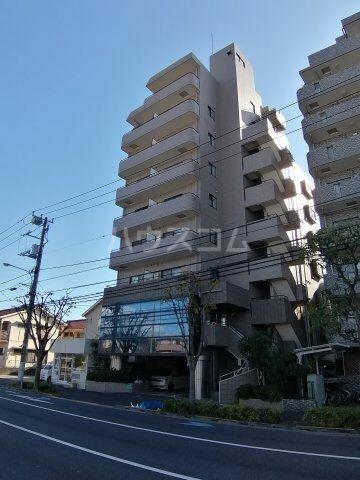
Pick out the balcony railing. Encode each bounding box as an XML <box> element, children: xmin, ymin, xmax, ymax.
<box><xmin>109</xmin><ymin>230</ymin><xmax>199</xmax><ymax>269</ymax></box>
<box><xmin>118</xmin><ymin>127</ymin><xmax>200</xmax><ymax>178</ymax></box>
<box><xmin>307</xmin><ymin>132</ymin><xmax>360</xmax><ymax>174</ymax></box>
<box><xmin>113</xmin><ymin>193</ymin><xmax>200</xmax><ymax>234</ymax></box>
<box><xmin>298</xmin><ymin>63</ymin><xmax>360</xmax><ymax>107</ymax></box>
<box><xmin>302</xmin><ymin>96</ymin><xmax>360</xmax><ymax>135</ymax></box>
<box><xmin>116</xmin><ymin>159</ymin><xmax>199</xmax><ymax>207</ymax></box>
<box><xmin>315</xmin><ymin>177</ymin><xmax>360</xmax><ymax>209</ymax></box>
<box><xmin>307</xmin><ymin>35</ymin><xmax>360</xmax><ymax>68</ymax></box>
<box><xmin>122</xmin><ymin>99</ymin><xmax>199</xmax><ymax>153</ymax></box>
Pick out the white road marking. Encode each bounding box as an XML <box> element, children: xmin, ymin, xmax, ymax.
<box><xmin>6</xmin><ymin>392</ymin><xmax>53</xmax><ymax>404</ymax></box>
<box><xmin>0</xmin><ymin>395</ymin><xmax>359</xmax><ymax>461</ymax></box>
<box><xmin>0</xmin><ymin>418</ymin><xmax>201</xmax><ymax>480</ymax></box>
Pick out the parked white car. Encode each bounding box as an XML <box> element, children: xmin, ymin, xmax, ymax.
<box><xmin>40</xmin><ymin>364</ymin><xmax>53</xmax><ymax>382</ymax></box>
<box><xmin>150</xmin><ymin>368</ymin><xmax>189</xmax><ymax>391</ymax></box>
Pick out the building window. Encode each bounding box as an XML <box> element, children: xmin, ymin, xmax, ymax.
<box><xmin>226</xmin><ymin>50</ymin><xmax>232</xmax><ymax>56</ymax></box>
<box><xmin>209</xmin><ymin>230</ymin><xmax>218</xmax><ymax>245</ymax></box>
<box><xmin>250</xmin><ymin>101</ymin><xmax>255</xmax><ymax>113</ymax></box>
<box><xmin>236</xmin><ymin>53</ymin><xmax>245</xmax><ymax>68</ymax></box>
<box><xmin>209</xmin><ymin>193</ymin><xmax>217</xmax><ymax>209</ymax></box>
<box><xmin>130</xmin><ymin>275</ymin><xmax>142</xmax><ymax>284</ymax></box>
<box><xmin>208</xmin><ymin>105</ymin><xmax>215</xmax><ymax>120</ymax></box>
<box><xmin>162</xmin><ymin>229</ymin><xmax>181</xmax><ymax>239</ymax></box>
<box><xmin>162</xmin><ymin>267</ymin><xmax>182</xmax><ymax>278</ymax></box>
<box><xmin>132</xmin><ymin>238</ymin><xmax>146</xmax><ymax>247</ymax></box>
<box><xmin>321</xmin><ymin>66</ymin><xmax>332</xmax><ymax>76</ymax></box>
<box><xmin>1</xmin><ymin>322</ymin><xmax>9</xmax><ymax>331</ymax></box>
<box><xmin>208</xmin><ymin>132</ymin><xmax>215</xmax><ymax>147</ymax></box>
<box><xmin>208</xmin><ymin>162</ymin><xmax>216</xmax><ymax>177</ymax></box>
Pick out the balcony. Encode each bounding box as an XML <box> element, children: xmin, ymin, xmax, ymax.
<box><xmin>244</xmin><ymin>180</ymin><xmax>284</xmax><ymax>210</ymax></box>
<box><xmin>113</xmin><ymin>193</ymin><xmax>200</xmax><ymax>235</ymax></box>
<box><xmin>0</xmin><ymin>331</ymin><xmax>9</xmax><ymax>342</ymax></box>
<box><xmin>109</xmin><ymin>230</ymin><xmax>199</xmax><ymax>270</ymax></box>
<box><xmin>51</xmin><ymin>338</ymin><xmax>89</xmax><ymax>355</ymax></box>
<box><xmin>307</xmin><ymin>132</ymin><xmax>360</xmax><ymax>176</ymax></box>
<box><xmin>303</xmin><ymin>205</ymin><xmax>317</xmax><ymax>224</ymax></box>
<box><xmin>127</xmin><ymin>73</ymin><xmax>200</xmax><ymax>127</ymax></box>
<box><xmin>243</xmin><ymin>147</ymin><xmax>284</xmax><ymax>178</ymax></box>
<box><xmin>147</xmin><ymin>53</ymin><xmax>200</xmax><ymax>93</ymax></box>
<box><xmin>249</xmin><ymin>259</ymin><xmax>297</xmax><ymax>301</ymax></box>
<box><xmin>116</xmin><ymin>160</ymin><xmax>200</xmax><ymax>207</ymax></box>
<box><xmin>251</xmin><ymin>297</ymin><xmax>305</xmax><ymax>346</ymax></box>
<box><xmin>302</xmin><ymin>96</ymin><xmax>360</xmax><ymax>144</ymax></box>
<box><xmin>283</xmin><ymin>209</ymin><xmax>301</xmax><ymax>230</ymax></box>
<box><xmin>298</xmin><ymin>64</ymin><xmax>360</xmax><ymax>113</ymax></box>
<box><xmin>300</xmin><ymin>35</ymin><xmax>360</xmax><ymax>83</ymax></box>
<box><xmin>242</xmin><ymin>118</ymin><xmax>279</xmax><ymax>149</ymax></box>
<box><xmin>260</xmin><ymin>107</ymin><xmax>286</xmax><ymax>130</ymax></box>
<box><xmin>314</xmin><ymin>177</ymin><xmax>360</xmax><ymax>214</ymax></box>
<box><xmin>118</xmin><ymin>128</ymin><xmax>199</xmax><ymax>178</ymax></box>
<box><xmin>279</xmin><ymin>147</ymin><xmax>294</xmax><ymax>168</ymax></box>
<box><xmin>246</xmin><ymin>216</ymin><xmax>288</xmax><ymax>244</ymax></box>
<box><xmin>122</xmin><ymin>99</ymin><xmax>200</xmax><ymax>154</ymax></box>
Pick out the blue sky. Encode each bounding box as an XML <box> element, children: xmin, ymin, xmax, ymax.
<box><xmin>0</xmin><ymin>0</ymin><xmax>358</xmax><ymax>317</ymax></box>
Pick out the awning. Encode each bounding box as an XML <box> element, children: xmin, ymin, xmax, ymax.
<box><xmin>294</xmin><ymin>343</ymin><xmax>350</xmax><ymax>363</ymax></box>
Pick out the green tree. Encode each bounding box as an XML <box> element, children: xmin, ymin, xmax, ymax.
<box><xmin>304</xmin><ymin>222</ymin><xmax>360</xmax><ymax>342</ymax></box>
<box><xmin>239</xmin><ymin>332</ymin><xmax>307</xmax><ymax>388</ymax></box>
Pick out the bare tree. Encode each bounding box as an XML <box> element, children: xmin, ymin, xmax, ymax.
<box><xmin>16</xmin><ymin>293</ymin><xmax>74</xmax><ymax>390</ymax></box>
<box><xmin>163</xmin><ymin>272</ymin><xmax>217</xmax><ymax>403</ymax></box>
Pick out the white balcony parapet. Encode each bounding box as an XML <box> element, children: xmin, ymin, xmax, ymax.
<box><xmin>122</xmin><ymin>99</ymin><xmax>199</xmax><ymax>153</ymax></box>
<box><xmin>118</xmin><ymin>128</ymin><xmax>199</xmax><ymax>178</ymax></box>
<box><xmin>116</xmin><ymin>159</ymin><xmax>199</xmax><ymax>207</ymax></box>
<box><xmin>127</xmin><ymin>73</ymin><xmax>200</xmax><ymax>127</ymax></box>
<box><xmin>306</xmin><ymin>35</ymin><xmax>360</xmax><ymax>69</ymax></box>
<box><xmin>298</xmin><ymin>64</ymin><xmax>360</xmax><ymax>104</ymax></box>
<box><xmin>146</xmin><ymin>53</ymin><xmax>200</xmax><ymax>93</ymax></box>
<box><xmin>109</xmin><ymin>230</ymin><xmax>199</xmax><ymax>269</ymax></box>
<box><xmin>245</xmin><ymin>180</ymin><xmax>284</xmax><ymax>209</ymax></box>
<box><xmin>307</xmin><ymin>133</ymin><xmax>360</xmax><ymax>174</ymax></box>
<box><xmin>113</xmin><ymin>193</ymin><xmax>200</xmax><ymax>234</ymax></box>
<box><xmin>302</xmin><ymin>96</ymin><xmax>360</xmax><ymax>134</ymax></box>
<box><xmin>315</xmin><ymin>176</ymin><xmax>360</xmax><ymax>211</ymax></box>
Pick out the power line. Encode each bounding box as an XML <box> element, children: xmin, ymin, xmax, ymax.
<box><xmin>30</xmin><ymin>73</ymin><xmax>360</xmax><ymax>218</ymax></box>
<box><xmin>50</xmin><ymin>87</ymin><xmax>360</xmax><ymax>221</ymax></box>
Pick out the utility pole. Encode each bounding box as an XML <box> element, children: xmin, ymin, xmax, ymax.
<box><xmin>17</xmin><ymin>215</ymin><xmax>49</xmax><ymax>388</ymax></box>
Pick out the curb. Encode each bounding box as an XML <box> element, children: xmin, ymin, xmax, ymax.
<box><xmin>3</xmin><ymin>386</ymin><xmax>359</xmax><ymax>435</ymax></box>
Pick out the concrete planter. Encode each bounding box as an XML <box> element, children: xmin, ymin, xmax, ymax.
<box><xmin>238</xmin><ymin>398</ymin><xmax>283</xmax><ymax>410</ymax></box>
<box><xmin>85</xmin><ymin>380</ymin><xmax>134</xmax><ymax>393</ymax></box>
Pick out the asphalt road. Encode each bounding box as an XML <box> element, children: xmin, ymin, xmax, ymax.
<box><xmin>0</xmin><ymin>389</ymin><xmax>359</xmax><ymax>479</ymax></box>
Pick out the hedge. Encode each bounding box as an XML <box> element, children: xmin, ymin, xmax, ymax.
<box><xmin>304</xmin><ymin>406</ymin><xmax>360</xmax><ymax>429</ymax></box>
<box><xmin>164</xmin><ymin>399</ymin><xmax>281</xmax><ymax>423</ymax></box>
<box><xmin>236</xmin><ymin>384</ymin><xmax>282</xmax><ymax>403</ymax></box>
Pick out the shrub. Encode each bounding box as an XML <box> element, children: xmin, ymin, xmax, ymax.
<box><xmin>38</xmin><ymin>383</ymin><xmax>58</xmax><ymax>394</ymax></box>
<box><xmin>304</xmin><ymin>406</ymin><xmax>360</xmax><ymax>429</ymax></box>
<box><xmin>164</xmin><ymin>399</ymin><xmax>281</xmax><ymax>423</ymax></box>
<box><xmin>236</xmin><ymin>384</ymin><xmax>282</xmax><ymax>403</ymax></box>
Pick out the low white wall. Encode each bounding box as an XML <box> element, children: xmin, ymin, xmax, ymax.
<box><xmin>85</xmin><ymin>380</ymin><xmax>134</xmax><ymax>393</ymax></box>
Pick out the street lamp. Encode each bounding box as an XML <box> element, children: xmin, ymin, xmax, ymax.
<box><xmin>3</xmin><ymin>263</ymin><xmax>32</xmax><ymax>275</ymax></box>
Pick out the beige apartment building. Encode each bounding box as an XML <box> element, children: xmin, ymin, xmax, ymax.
<box><xmin>297</xmin><ymin>12</ymin><xmax>360</xmax><ymax>235</ymax></box>
<box><xmin>100</xmin><ymin>44</ymin><xmax>321</xmax><ymax>399</ymax></box>
<box><xmin>51</xmin><ymin>299</ymin><xmax>102</xmax><ymax>389</ymax></box>
<box><xmin>0</xmin><ymin>307</ymin><xmax>54</xmax><ymax>374</ymax></box>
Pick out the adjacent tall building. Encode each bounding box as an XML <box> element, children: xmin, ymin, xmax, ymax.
<box><xmin>101</xmin><ymin>44</ymin><xmax>321</xmax><ymax>399</ymax></box>
<box><xmin>297</xmin><ymin>12</ymin><xmax>360</xmax><ymax>235</ymax></box>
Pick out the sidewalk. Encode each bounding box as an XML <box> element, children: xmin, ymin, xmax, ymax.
<box><xmin>54</xmin><ymin>385</ymin><xmax>183</xmax><ymax>407</ymax></box>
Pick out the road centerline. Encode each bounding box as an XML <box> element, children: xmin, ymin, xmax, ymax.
<box><xmin>0</xmin><ymin>418</ymin><xmax>201</xmax><ymax>480</ymax></box>
<box><xmin>0</xmin><ymin>394</ymin><xmax>359</xmax><ymax>462</ymax></box>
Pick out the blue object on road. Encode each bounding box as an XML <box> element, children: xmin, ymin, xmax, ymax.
<box><xmin>138</xmin><ymin>400</ymin><xmax>165</xmax><ymax>410</ymax></box>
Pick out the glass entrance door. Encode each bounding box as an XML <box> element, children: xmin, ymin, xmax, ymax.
<box><xmin>59</xmin><ymin>355</ymin><xmax>73</xmax><ymax>383</ymax></box>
